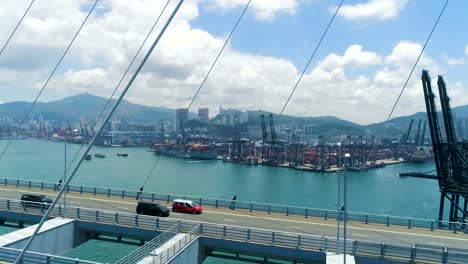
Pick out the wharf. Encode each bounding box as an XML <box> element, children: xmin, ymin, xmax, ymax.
<box><xmin>221</xmin><ymin>157</ymin><xmax>405</xmax><ymax>173</ymax></box>
<box><xmin>399</xmin><ymin>172</ymin><xmax>438</xmax><ymax>180</ymax></box>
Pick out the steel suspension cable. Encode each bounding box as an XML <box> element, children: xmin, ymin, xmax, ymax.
<box><xmin>0</xmin><ymin>0</ymin><xmax>36</xmax><ymax>57</ymax></box>
<box><xmin>139</xmin><ymin>0</ymin><xmax>252</xmax><ymax>191</ymax></box>
<box><xmin>0</xmin><ymin>0</ymin><xmax>100</xmax><ymax>164</ymax></box>
<box><xmin>14</xmin><ymin>1</ymin><xmax>184</xmax><ymax>263</ymax></box>
<box><xmin>279</xmin><ymin>0</ymin><xmax>344</xmax><ymax>115</ymax></box>
<box><xmin>355</xmin><ymin>0</ymin><xmax>448</xmax><ymax>179</ymax></box>
<box><xmin>62</xmin><ymin>0</ymin><xmax>172</xmax><ymax>176</ymax></box>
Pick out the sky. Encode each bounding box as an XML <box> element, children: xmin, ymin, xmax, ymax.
<box><xmin>0</xmin><ymin>0</ymin><xmax>467</xmax><ymax>125</ymax></box>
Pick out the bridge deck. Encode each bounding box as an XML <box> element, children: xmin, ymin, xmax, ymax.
<box><xmin>0</xmin><ymin>184</ymin><xmax>467</xmax><ymax>251</ymax></box>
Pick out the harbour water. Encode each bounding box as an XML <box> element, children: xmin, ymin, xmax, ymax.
<box><xmin>61</xmin><ymin>238</ymin><xmax>140</xmax><ymax>263</ymax></box>
<box><xmin>0</xmin><ymin>139</ymin><xmax>438</xmax><ymax>219</ymax></box>
<box><xmin>0</xmin><ymin>225</ymin><xmax>20</xmax><ymax>236</ymax></box>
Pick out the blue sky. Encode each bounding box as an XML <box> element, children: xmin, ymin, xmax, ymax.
<box><xmin>195</xmin><ymin>0</ymin><xmax>467</xmax><ymax>79</ymax></box>
<box><xmin>0</xmin><ymin>0</ymin><xmax>466</xmax><ymax>124</ymax></box>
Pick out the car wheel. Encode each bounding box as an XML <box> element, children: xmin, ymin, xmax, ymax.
<box><xmin>172</xmin><ymin>208</ymin><xmax>175</xmax><ymax>212</ymax></box>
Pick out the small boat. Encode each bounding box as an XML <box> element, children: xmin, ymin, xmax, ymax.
<box><xmin>117</xmin><ymin>153</ymin><xmax>128</xmax><ymax>157</ymax></box>
<box><xmin>84</xmin><ymin>154</ymin><xmax>92</xmax><ymax>160</ymax></box>
<box><xmin>94</xmin><ymin>154</ymin><xmax>106</xmax><ymax>158</ymax></box>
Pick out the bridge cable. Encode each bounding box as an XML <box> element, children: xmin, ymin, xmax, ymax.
<box><xmin>0</xmin><ymin>0</ymin><xmax>36</xmax><ymax>57</ymax></box>
<box><xmin>0</xmin><ymin>0</ymin><xmax>100</xmax><ymax>164</ymax></box>
<box><xmin>14</xmin><ymin>1</ymin><xmax>184</xmax><ymax>263</ymax></box>
<box><xmin>279</xmin><ymin>0</ymin><xmax>344</xmax><ymax>116</ymax></box>
<box><xmin>351</xmin><ymin>0</ymin><xmax>448</xmax><ymax>207</ymax></box>
<box><xmin>62</xmin><ymin>0</ymin><xmax>172</xmax><ymax>178</ymax></box>
<box><xmin>138</xmin><ymin>0</ymin><xmax>252</xmax><ymax>192</ymax></box>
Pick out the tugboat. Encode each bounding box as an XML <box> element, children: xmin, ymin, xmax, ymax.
<box><xmin>94</xmin><ymin>154</ymin><xmax>106</xmax><ymax>158</ymax></box>
<box><xmin>84</xmin><ymin>154</ymin><xmax>92</xmax><ymax>160</ymax></box>
<box><xmin>117</xmin><ymin>153</ymin><xmax>128</xmax><ymax>157</ymax></box>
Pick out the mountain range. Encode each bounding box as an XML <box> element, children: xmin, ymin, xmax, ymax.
<box><xmin>0</xmin><ymin>93</ymin><xmax>195</xmax><ymax>124</ymax></box>
<box><xmin>0</xmin><ymin>93</ymin><xmax>467</xmax><ymax>137</ymax></box>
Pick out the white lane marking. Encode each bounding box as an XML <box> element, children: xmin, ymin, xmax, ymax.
<box><xmin>118</xmin><ymin>207</ymin><xmax>130</xmax><ymax>210</ymax></box>
<box><xmin>69</xmin><ymin>201</ymin><xmax>81</xmax><ymax>204</ymax></box>
<box><xmin>224</xmin><ymin>219</ymin><xmax>237</xmax><ymax>222</ymax></box>
<box><xmin>2</xmin><ymin>187</ymin><xmax>468</xmax><ymax>242</ymax></box>
<box><xmin>352</xmin><ymin>233</ymin><xmax>369</xmax><ymax>237</ymax></box>
<box><xmin>427</xmin><ymin>242</ymin><xmax>444</xmax><ymax>246</ymax></box>
<box><xmin>288</xmin><ymin>226</ymin><xmax>302</xmax><ymax>230</ymax></box>
<box><xmin>200</xmin><ymin>210</ymin><xmax>468</xmax><ymax>242</ymax></box>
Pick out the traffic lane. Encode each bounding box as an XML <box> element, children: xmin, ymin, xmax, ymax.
<box><xmin>1</xmin><ymin>185</ymin><xmax>459</xmax><ymax>236</ymax></box>
<box><xmin>1</xmin><ymin>188</ymin><xmax>467</xmax><ymax>250</ymax></box>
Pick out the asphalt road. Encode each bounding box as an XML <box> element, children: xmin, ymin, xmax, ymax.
<box><xmin>1</xmin><ymin>186</ymin><xmax>467</xmax><ymax>250</ymax></box>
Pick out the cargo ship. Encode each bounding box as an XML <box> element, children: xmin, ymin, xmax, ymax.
<box><xmin>187</xmin><ymin>143</ymin><xmax>218</xmax><ymax>160</ymax></box>
<box><xmin>152</xmin><ymin>142</ymin><xmax>218</xmax><ymax>160</ymax></box>
<box><xmin>406</xmin><ymin>147</ymin><xmax>433</xmax><ymax>163</ymax></box>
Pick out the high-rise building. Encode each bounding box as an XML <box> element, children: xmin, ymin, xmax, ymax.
<box><xmin>198</xmin><ymin>108</ymin><xmax>209</xmax><ymax>123</ymax></box>
<box><xmin>303</xmin><ymin>125</ymin><xmax>319</xmax><ymax>136</ymax></box>
<box><xmin>176</xmin><ymin>108</ymin><xmax>189</xmax><ymax>131</ymax></box>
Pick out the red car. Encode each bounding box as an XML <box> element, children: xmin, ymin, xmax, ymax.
<box><xmin>172</xmin><ymin>199</ymin><xmax>203</xmax><ymax>214</ymax></box>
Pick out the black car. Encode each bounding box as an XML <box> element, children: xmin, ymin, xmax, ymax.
<box><xmin>136</xmin><ymin>201</ymin><xmax>170</xmax><ymax>217</ymax></box>
<box><xmin>20</xmin><ymin>194</ymin><xmax>52</xmax><ymax>208</ymax></box>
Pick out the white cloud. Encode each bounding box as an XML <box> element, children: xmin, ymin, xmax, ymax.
<box><xmin>317</xmin><ymin>45</ymin><xmax>383</xmax><ymax>70</ymax></box>
<box><xmin>441</xmin><ymin>54</ymin><xmax>465</xmax><ymax>66</ymax></box>
<box><xmin>203</xmin><ymin>0</ymin><xmax>299</xmax><ymax>21</ymax></box>
<box><xmin>0</xmin><ymin>0</ymin><xmax>466</xmax><ymax>125</ymax></box>
<box><xmin>465</xmin><ymin>45</ymin><xmax>468</xmax><ymax>56</ymax></box>
<box><xmin>384</xmin><ymin>41</ymin><xmax>438</xmax><ymax>71</ymax></box>
<box><xmin>338</xmin><ymin>0</ymin><xmax>407</xmax><ymax>20</ymax></box>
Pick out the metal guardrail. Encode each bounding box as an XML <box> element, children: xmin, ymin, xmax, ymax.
<box><xmin>115</xmin><ymin>222</ymin><xmax>181</xmax><ymax>264</ymax></box>
<box><xmin>0</xmin><ymin>246</ymin><xmax>101</xmax><ymax>264</ymax></box>
<box><xmin>153</xmin><ymin>224</ymin><xmax>200</xmax><ymax>264</ymax></box>
<box><xmin>1</xmin><ymin>198</ymin><xmax>467</xmax><ymax>264</ymax></box>
<box><xmin>3</xmin><ymin>177</ymin><xmax>465</xmax><ymax>232</ymax></box>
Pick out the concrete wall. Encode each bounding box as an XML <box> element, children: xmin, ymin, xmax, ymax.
<box><xmin>167</xmin><ymin>238</ymin><xmax>202</xmax><ymax>264</ymax></box>
<box><xmin>2</xmin><ymin>218</ymin><xmax>75</xmax><ymax>255</ymax></box>
<box><xmin>198</xmin><ymin>237</ymin><xmax>326</xmax><ymax>263</ymax></box>
<box><xmin>0</xmin><ymin>210</ymin><xmax>50</xmax><ymax>225</ymax></box>
<box><xmin>354</xmin><ymin>256</ymin><xmax>407</xmax><ymax>264</ymax></box>
<box><xmin>75</xmin><ymin>221</ymin><xmax>161</xmax><ymax>242</ymax></box>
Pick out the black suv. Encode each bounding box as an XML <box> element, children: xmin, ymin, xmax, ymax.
<box><xmin>20</xmin><ymin>194</ymin><xmax>52</xmax><ymax>208</ymax></box>
<box><xmin>136</xmin><ymin>201</ymin><xmax>170</xmax><ymax>217</ymax></box>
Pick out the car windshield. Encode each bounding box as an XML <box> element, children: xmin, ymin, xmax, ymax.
<box><xmin>188</xmin><ymin>202</ymin><xmax>197</xmax><ymax>207</ymax></box>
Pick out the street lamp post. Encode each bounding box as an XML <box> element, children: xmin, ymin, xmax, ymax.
<box><xmin>343</xmin><ymin>153</ymin><xmax>350</xmax><ymax>264</ymax></box>
<box><xmin>336</xmin><ymin>143</ymin><xmax>342</xmax><ymax>255</ymax></box>
<box><xmin>64</xmin><ymin>130</ymin><xmax>67</xmax><ymax>218</ymax></box>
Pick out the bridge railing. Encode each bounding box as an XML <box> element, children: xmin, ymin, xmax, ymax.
<box><xmin>153</xmin><ymin>224</ymin><xmax>200</xmax><ymax>264</ymax></box>
<box><xmin>1</xmin><ymin>198</ymin><xmax>467</xmax><ymax>264</ymax></box>
<box><xmin>0</xmin><ymin>246</ymin><xmax>101</xmax><ymax>264</ymax></box>
<box><xmin>115</xmin><ymin>222</ymin><xmax>181</xmax><ymax>264</ymax></box>
<box><xmin>1</xmin><ymin>177</ymin><xmax>465</xmax><ymax>233</ymax></box>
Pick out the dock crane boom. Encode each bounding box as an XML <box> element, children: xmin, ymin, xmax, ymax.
<box><xmin>179</xmin><ymin>118</ymin><xmax>186</xmax><ymax>144</ymax></box>
<box><xmin>260</xmin><ymin>114</ymin><xmax>269</xmax><ymax>163</ymax></box>
<box><xmin>402</xmin><ymin>119</ymin><xmax>414</xmax><ymax>144</ymax></box>
<box><xmin>269</xmin><ymin>114</ymin><xmax>277</xmax><ymax>165</ymax></box>
<box><xmin>261</xmin><ymin>114</ymin><xmax>268</xmax><ymax>145</ymax></box>
<box><xmin>420</xmin><ymin>120</ymin><xmax>427</xmax><ymax>146</ymax></box>
<box><xmin>422</xmin><ymin>70</ymin><xmax>468</xmax><ymax>224</ymax></box>
<box><xmin>414</xmin><ymin>119</ymin><xmax>422</xmax><ymax>145</ymax></box>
